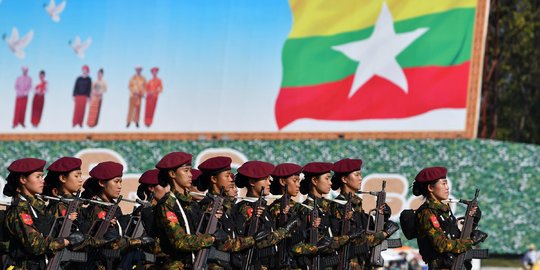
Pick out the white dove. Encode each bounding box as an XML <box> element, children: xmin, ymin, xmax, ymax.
<box><xmin>45</xmin><ymin>0</ymin><xmax>66</xmax><ymax>22</ymax></box>
<box><xmin>2</xmin><ymin>27</ymin><xmax>34</xmax><ymax>59</ymax></box>
<box><xmin>69</xmin><ymin>36</ymin><xmax>92</xmax><ymax>59</ymax></box>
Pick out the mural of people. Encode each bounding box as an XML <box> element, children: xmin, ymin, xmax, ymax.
<box><xmin>87</xmin><ymin>68</ymin><xmax>107</xmax><ymax>128</ymax></box>
<box><xmin>144</xmin><ymin>67</ymin><xmax>162</xmax><ymax>127</ymax></box>
<box><xmin>13</xmin><ymin>66</ymin><xmax>32</xmax><ymax>128</ymax></box>
<box><xmin>72</xmin><ymin>65</ymin><xmax>92</xmax><ymax>128</ymax></box>
<box><xmin>31</xmin><ymin>70</ymin><xmax>47</xmax><ymax>127</ymax></box>
<box><xmin>127</xmin><ymin>66</ymin><xmax>145</xmax><ymax>128</ymax></box>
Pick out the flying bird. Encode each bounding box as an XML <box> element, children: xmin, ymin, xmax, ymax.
<box><xmin>69</xmin><ymin>36</ymin><xmax>92</xmax><ymax>59</ymax></box>
<box><xmin>45</xmin><ymin>0</ymin><xmax>66</xmax><ymax>22</ymax></box>
<box><xmin>3</xmin><ymin>27</ymin><xmax>34</xmax><ymax>59</ymax></box>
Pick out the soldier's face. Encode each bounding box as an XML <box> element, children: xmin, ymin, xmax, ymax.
<box><xmin>172</xmin><ymin>165</ymin><xmax>192</xmax><ymax>189</ymax></box>
<box><xmin>101</xmin><ymin>177</ymin><xmax>122</xmax><ymax>200</ymax></box>
<box><xmin>314</xmin><ymin>173</ymin><xmax>332</xmax><ymax>195</ymax></box>
<box><xmin>251</xmin><ymin>176</ymin><xmax>271</xmax><ymax>196</ymax></box>
<box><xmin>60</xmin><ymin>169</ymin><xmax>83</xmax><ymax>194</ymax></box>
<box><xmin>283</xmin><ymin>174</ymin><xmax>301</xmax><ymax>196</ymax></box>
<box><xmin>21</xmin><ymin>171</ymin><xmax>44</xmax><ymax>195</ymax></box>
<box><xmin>227</xmin><ymin>186</ymin><xmax>238</xmax><ymax>197</ymax></box>
<box><xmin>428</xmin><ymin>178</ymin><xmax>449</xmax><ymax>200</ymax></box>
<box><xmin>213</xmin><ymin>170</ymin><xmax>234</xmax><ymax>193</ymax></box>
<box><xmin>344</xmin><ymin>170</ymin><xmax>362</xmax><ymax>191</ymax></box>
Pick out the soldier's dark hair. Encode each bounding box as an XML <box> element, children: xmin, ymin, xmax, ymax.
<box><xmin>3</xmin><ymin>172</ymin><xmax>29</xmax><ymax>197</ymax></box>
<box><xmin>412</xmin><ymin>180</ymin><xmax>439</xmax><ymax>197</ymax></box>
<box><xmin>331</xmin><ymin>173</ymin><xmax>347</xmax><ymax>191</ymax></box>
<box><xmin>300</xmin><ymin>173</ymin><xmax>320</xmax><ymax>195</ymax></box>
<box><xmin>39</xmin><ymin>70</ymin><xmax>45</xmax><ymax>76</ymax></box>
<box><xmin>137</xmin><ymin>183</ymin><xmax>153</xmax><ymax>200</ymax></box>
<box><xmin>235</xmin><ymin>173</ymin><xmax>249</xmax><ymax>189</ymax></box>
<box><xmin>81</xmin><ymin>178</ymin><xmax>102</xmax><ymax>199</ymax></box>
<box><xmin>157</xmin><ymin>168</ymin><xmax>176</xmax><ymax>188</ymax></box>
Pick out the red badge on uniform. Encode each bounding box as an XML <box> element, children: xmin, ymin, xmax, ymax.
<box><xmin>21</xmin><ymin>213</ymin><xmax>33</xmax><ymax>225</ymax></box>
<box><xmin>166</xmin><ymin>211</ymin><xmax>179</xmax><ymax>223</ymax></box>
<box><xmin>430</xmin><ymin>215</ymin><xmax>440</xmax><ymax>228</ymax></box>
<box><xmin>61</xmin><ymin>209</ymin><xmax>67</xmax><ymax>217</ymax></box>
<box><xmin>98</xmin><ymin>211</ymin><xmax>107</xmax><ymax>219</ymax></box>
<box><xmin>247</xmin><ymin>207</ymin><xmax>253</xmax><ymax>218</ymax></box>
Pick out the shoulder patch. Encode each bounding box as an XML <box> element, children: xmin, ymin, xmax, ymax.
<box><xmin>430</xmin><ymin>215</ymin><xmax>440</xmax><ymax>228</ymax></box>
<box><xmin>21</xmin><ymin>213</ymin><xmax>33</xmax><ymax>225</ymax></box>
<box><xmin>246</xmin><ymin>207</ymin><xmax>253</xmax><ymax>218</ymax></box>
<box><xmin>98</xmin><ymin>211</ymin><xmax>107</xmax><ymax>219</ymax></box>
<box><xmin>166</xmin><ymin>211</ymin><xmax>179</xmax><ymax>223</ymax></box>
<box><xmin>61</xmin><ymin>209</ymin><xmax>67</xmax><ymax>217</ymax></box>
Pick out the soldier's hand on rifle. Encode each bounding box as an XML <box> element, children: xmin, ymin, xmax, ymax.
<box><xmin>471</xmin><ymin>229</ymin><xmax>488</xmax><ymax>245</ymax></box>
<box><xmin>473</xmin><ymin>206</ymin><xmax>482</xmax><ymax>227</ymax></box>
<box><xmin>254</xmin><ymin>229</ymin><xmax>272</xmax><ymax>242</ymax></box>
<box><xmin>68</xmin><ymin>212</ymin><xmax>78</xmax><ymax>221</ymax></box>
<box><xmin>283</xmin><ymin>204</ymin><xmax>290</xmax><ymax>215</ymax></box>
<box><xmin>345</xmin><ymin>210</ymin><xmax>353</xmax><ymax>220</ymax></box>
<box><xmin>312</xmin><ymin>217</ymin><xmax>321</xmax><ymax>228</ymax></box>
<box><xmin>255</xmin><ymin>206</ymin><xmax>265</xmax><ymax>217</ymax></box>
<box><xmin>110</xmin><ymin>217</ymin><xmax>118</xmax><ymax>225</ymax></box>
<box><xmin>316</xmin><ymin>236</ymin><xmax>332</xmax><ymax>254</ymax></box>
<box><xmin>214</xmin><ymin>209</ymin><xmax>223</xmax><ymax>219</ymax></box>
<box><xmin>66</xmin><ymin>231</ymin><xmax>86</xmax><ymax>247</ymax></box>
<box><xmin>140</xmin><ymin>236</ymin><xmax>155</xmax><ymax>247</ymax></box>
<box><xmin>212</xmin><ymin>229</ymin><xmax>228</xmax><ymax>245</ymax></box>
<box><xmin>469</xmin><ymin>206</ymin><xmax>478</xmax><ymax>217</ymax></box>
<box><xmin>383</xmin><ymin>203</ymin><xmax>392</xmax><ymax>221</ymax></box>
<box><xmin>383</xmin><ymin>220</ymin><xmax>399</xmax><ymax>237</ymax></box>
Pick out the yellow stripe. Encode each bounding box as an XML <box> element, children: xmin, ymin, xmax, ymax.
<box><xmin>289</xmin><ymin>0</ymin><xmax>477</xmax><ymax>38</ymax></box>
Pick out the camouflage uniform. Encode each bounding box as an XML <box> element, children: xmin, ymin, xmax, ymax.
<box><xmin>3</xmin><ymin>195</ymin><xmax>66</xmax><ymax>269</ymax></box>
<box><xmin>331</xmin><ymin>193</ymin><xmax>386</xmax><ymax>270</ymax></box>
<box><xmin>154</xmin><ymin>191</ymin><xmax>214</xmax><ymax>269</ymax></box>
<box><xmin>296</xmin><ymin>195</ymin><xmax>350</xmax><ymax>270</ymax></box>
<box><xmin>234</xmin><ymin>199</ymin><xmax>289</xmax><ymax>269</ymax></box>
<box><xmin>269</xmin><ymin>199</ymin><xmax>317</xmax><ymax>269</ymax></box>
<box><xmin>198</xmin><ymin>191</ymin><xmax>255</xmax><ymax>270</ymax></box>
<box><xmin>416</xmin><ymin>197</ymin><xmax>474</xmax><ymax>269</ymax></box>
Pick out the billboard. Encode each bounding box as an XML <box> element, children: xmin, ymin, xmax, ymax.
<box><xmin>0</xmin><ymin>0</ymin><xmax>489</xmax><ymax>140</ymax></box>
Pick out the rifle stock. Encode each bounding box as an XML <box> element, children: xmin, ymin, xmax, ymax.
<box><xmin>338</xmin><ymin>193</ymin><xmax>352</xmax><ymax>270</ymax></box>
<box><xmin>241</xmin><ymin>187</ymin><xmax>267</xmax><ymax>270</ymax></box>
<box><xmin>309</xmin><ymin>197</ymin><xmax>320</xmax><ymax>270</ymax></box>
<box><xmin>90</xmin><ymin>195</ymin><xmax>123</xmax><ymax>240</ymax></box>
<box><xmin>193</xmin><ymin>188</ymin><xmax>225</xmax><ymax>270</ymax></box>
<box><xmin>451</xmin><ymin>189</ymin><xmax>481</xmax><ymax>270</ymax></box>
<box><xmin>278</xmin><ymin>184</ymin><xmax>290</xmax><ymax>267</ymax></box>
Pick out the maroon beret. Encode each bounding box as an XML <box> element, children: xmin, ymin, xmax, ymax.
<box><xmin>139</xmin><ymin>169</ymin><xmax>159</xmax><ymax>185</ymax></box>
<box><xmin>237</xmin><ymin>161</ymin><xmax>275</xmax><ymax>179</ymax></box>
<box><xmin>302</xmin><ymin>162</ymin><xmax>333</xmax><ymax>175</ymax></box>
<box><xmin>191</xmin><ymin>169</ymin><xmax>202</xmax><ymax>181</ymax></box>
<box><xmin>333</xmin><ymin>158</ymin><xmax>362</xmax><ymax>174</ymax></box>
<box><xmin>415</xmin><ymin>166</ymin><xmax>447</xmax><ymax>183</ymax></box>
<box><xmin>198</xmin><ymin>156</ymin><xmax>232</xmax><ymax>174</ymax></box>
<box><xmin>8</xmin><ymin>158</ymin><xmax>46</xmax><ymax>173</ymax></box>
<box><xmin>89</xmin><ymin>161</ymin><xmax>123</xmax><ymax>180</ymax></box>
<box><xmin>47</xmin><ymin>157</ymin><xmax>82</xmax><ymax>173</ymax></box>
<box><xmin>272</xmin><ymin>163</ymin><xmax>302</xmax><ymax>178</ymax></box>
<box><xmin>155</xmin><ymin>152</ymin><xmax>192</xmax><ymax>170</ymax></box>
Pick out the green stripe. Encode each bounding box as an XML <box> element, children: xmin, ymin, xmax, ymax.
<box><xmin>281</xmin><ymin>8</ymin><xmax>475</xmax><ymax>87</ymax></box>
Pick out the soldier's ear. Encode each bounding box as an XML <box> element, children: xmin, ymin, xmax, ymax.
<box><xmin>341</xmin><ymin>175</ymin><xmax>348</xmax><ymax>184</ymax></box>
<box><xmin>59</xmin><ymin>174</ymin><xmax>68</xmax><ymax>184</ymax></box>
<box><xmin>19</xmin><ymin>175</ymin><xmax>28</xmax><ymax>185</ymax></box>
<box><xmin>311</xmin><ymin>176</ymin><xmax>318</xmax><ymax>186</ymax></box>
<box><xmin>210</xmin><ymin>175</ymin><xmax>218</xmax><ymax>185</ymax></box>
<box><xmin>279</xmin><ymin>178</ymin><xmax>286</xmax><ymax>187</ymax></box>
<box><xmin>168</xmin><ymin>169</ymin><xmax>176</xmax><ymax>179</ymax></box>
<box><xmin>98</xmin><ymin>179</ymin><xmax>106</xmax><ymax>188</ymax></box>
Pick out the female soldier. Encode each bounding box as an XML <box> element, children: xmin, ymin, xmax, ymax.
<box><xmin>268</xmin><ymin>163</ymin><xmax>318</xmax><ymax>269</ymax></box>
<box><xmin>80</xmin><ymin>161</ymin><xmax>152</xmax><ymax>269</ymax></box>
<box><xmin>297</xmin><ymin>162</ymin><xmax>351</xmax><ymax>269</ymax></box>
<box><xmin>413</xmin><ymin>166</ymin><xmax>487</xmax><ymax>269</ymax></box>
<box><xmin>330</xmin><ymin>158</ymin><xmax>398</xmax><ymax>269</ymax></box>
<box><xmin>234</xmin><ymin>160</ymin><xmax>297</xmax><ymax>270</ymax></box>
<box><xmin>153</xmin><ymin>151</ymin><xmax>224</xmax><ymax>269</ymax></box>
<box><xmin>2</xmin><ymin>158</ymin><xmax>83</xmax><ymax>269</ymax></box>
<box><xmin>44</xmin><ymin>156</ymin><xmax>83</xmax><ymax>219</ymax></box>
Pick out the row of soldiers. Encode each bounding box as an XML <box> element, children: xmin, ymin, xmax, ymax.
<box><xmin>0</xmin><ymin>152</ymin><xmax>488</xmax><ymax>270</ymax></box>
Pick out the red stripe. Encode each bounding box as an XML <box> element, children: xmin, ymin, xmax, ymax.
<box><xmin>275</xmin><ymin>62</ymin><xmax>469</xmax><ymax>129</ymax></box>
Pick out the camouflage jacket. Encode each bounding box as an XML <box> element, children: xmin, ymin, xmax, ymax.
<box><xmin>154</xmin><ymin>191</ymin><xmax>214</xmax><ymax>265</ymax></box>
<box><xmin>415</xmin><ymin>197</ymin><xmax>473</xmax><ymax>264</ymax></box>
<box><xmin>3</xmin><ymin>194</ymin><xmax>65</xmax><ymax>262</ymax></box>
<box><xmin>331</xmin><ymin>193</ymin><xmax>386</xmax><ymax>248</ymax></box>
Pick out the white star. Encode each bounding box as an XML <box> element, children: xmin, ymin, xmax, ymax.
<box><xmin>332</xmin><ymin>2</ymin><xmax>429</xmax><ymax>97</ymax></box>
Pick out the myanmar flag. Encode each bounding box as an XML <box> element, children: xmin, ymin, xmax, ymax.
<box><xmin>275</xmin><ymin>0</ymin><xmax>481</xmax><ymax>130</ymax></box>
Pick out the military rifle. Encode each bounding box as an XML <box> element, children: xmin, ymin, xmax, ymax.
<box><xmin>124</xmin><ymin>194</ymin><xmax>156</xmax><ymax>269</ymax></box>
<box><xmin>241</xmin><ymin>187</ymin><xmax>267</xmax><ymax>270</ymax></box>
<box><xmin>278</xmin><ymin>184</ymin><xmax>290</xmax><ymax>267</ymax></box>
<box><xmin>364</xmin><ymin>181</ymin><xmax>402</xmax><ymax>267</ymax></box>
<box><xmin>338</xmin><ymin>192</ymin><xmax>353</xmax><ymax>270</ymax></box>
<box><xmin>193</xmin><ymin>188</ymin><xmax>226</xmax><ymax>270</ymax></box>
<box><xmin>46</xmin><ymin>191</ymin><xmax>87</xmax><ymax>270</ymax></box>
<box><xmin>451</xmin><ymin>189</ymin><xmax>489</xmax><ymax>270</ymax></box>
<box><xmin>309</xmin><ymin>197</ymin><xmax>320</xmax><ymax>270</ymax></box>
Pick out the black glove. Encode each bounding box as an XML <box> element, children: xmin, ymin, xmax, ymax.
<box><xmin>213</xmin><ymin>229</ymin><xmax>228</xmax><ymax>244</ymax></box>
<box><xmin>383</xmin><ymin>204</ymin><xmax>392</xmax><ymax>222</ymax></box>
<box><xmin>383</xmin><ymin>221</ymin><xmax>399</xmax><ymax>237</ymax></box>
<box><xmin>140</xmin><ymin>236</ymin><xmax>155</xmax><ymax>247</ymax></box>
<box><xmin>316</xmin><ymin>236</ymin><xmax>332</xmax><ymax>254</ymax></box>
<box><xmin>471</xmin><ymin>229</ymin><xmax>488</xmax><ymax>245</ymax></box>
<box><xmin>284</xmin><ymin>218</ymin><xmax>299</xmax><ymax>234</ymax></box>
<box><xmin>473</xmin><ymin>207</ymin><xmax>482</xmax><ymax>227</ymax></box>
<box><xmin>254</xmin><ymin>229</ymin><xmax>272</xmax><ymax>242</ymax></box>
<box><xmin>66</xmin><ymin>231</ymin><xmax>86</xmax><ymax>247</ymax></box>
<box><xmin>349</xmin><ymin>229</ymin><xmax>365</xmax><ymax>240</ymax></box>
